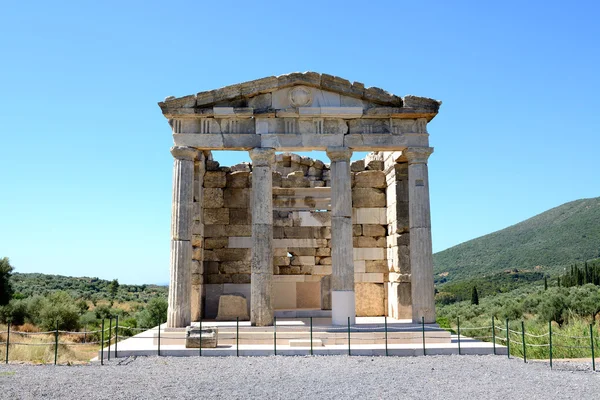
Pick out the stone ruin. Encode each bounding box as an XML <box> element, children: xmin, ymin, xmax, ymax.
<box><xmin>159</xmin><ymin>72</ymin><xmax>441</xmax><ymax>327</ymax></box>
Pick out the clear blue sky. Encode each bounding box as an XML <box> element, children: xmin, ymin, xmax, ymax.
<box><xmin>1</xmin><ymin>1</ymin><xmax>598</xmax><ymax>284</ymax></box>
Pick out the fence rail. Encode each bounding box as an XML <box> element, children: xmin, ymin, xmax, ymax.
<box><xmin>1</xmin><ymin>315</ymin><xmax>597</xmax><ymax>371</ymax></box>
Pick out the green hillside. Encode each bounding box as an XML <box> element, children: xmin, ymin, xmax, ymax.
<box><xmin>433</xmin><ymin>197</ymin><xmax>600</xmax><ymax>283</ymax></box>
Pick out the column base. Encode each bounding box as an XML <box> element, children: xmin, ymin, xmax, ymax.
<box><xmin>331</xmin><ymin>291</ymin><xmax>356</xmax><ymax>325</ymax></box>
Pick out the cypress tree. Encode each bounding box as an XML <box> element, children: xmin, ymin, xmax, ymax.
<box><xmin>544</xmin><ymin>276</ymin><xmax>548</xmax><ymax>290</ymax></box>
<box><xmin>557</xmin><ymin>276</ymin><xmax>561</xmax><ymax>287</ymax></box>
<box><xmin>471</xmin><ymin>286</ymin><xmax>479</xmax><ymax>305</ymax></box>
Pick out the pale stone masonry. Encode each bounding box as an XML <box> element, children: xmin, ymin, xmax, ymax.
<box><xmin>160</xmin><ymin>72</ymin><xmax>441</xmax><ymax>327</ymax></box>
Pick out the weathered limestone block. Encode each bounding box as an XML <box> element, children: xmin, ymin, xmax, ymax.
<box><xmin>350</xmin><ymin>159</ymin><xmax>365</xmax><ymax>172</ymax></box>
<box><xmin>354</xmin><ymin>171</ymin><xmax>386</xmax><ymax>188</ymax></box>
<box><xmin>364</xmin><ymin>152</ymin><xmax>385</xmax><ymax>170</ymax></box>
<box><xmin>227</xmin><ymin>171</ymin><xmax>251</xmax><ymax>188</ymax></box>
<box><xmin>352</xmin><ymin>188</ymin><xmax>386</xmax><ymax>207</ymax></box>
<box><xmin>205</xmin><ymin>224</ymin><xmax>226</xmax><ymax>237</ymax></box>
<box><xmin>318</xmin><ymin>257</ymin><xmax>332</xmax><ymax>265</ymax></box>
<box><xmin>203</xmin><ymin>188</ymin><xmax>224</xmax><ymax>208</ymax></box>
<box><xmin>204</xmin><ymin>171</ymin><xmax>227</xmax><ymax>188</ymax></box>
<box><xmin>366</xmin><ymin>260</ymin><xmax>388</xmax><ymax>273</ymax></box>
<box><xmin>288</xmin><ymin>247</ymin><xmax>316</xmax><ymax>256</ymax></box>
<box><xmin>354</xmin><ymin>236</ymin><xmax>386</xmax><ymax>248</ymax></box>
<box><xmin>192</xmin><ymin>246</ymin><xmax>202</xmax><ymax>261</ymax></box>
<box><xmin>192</xmin><ymin>235</ymin><xmax>203</xmax><ymax>247</ymax></box>
<box><xmin>216</xmin><ymin>294</ymin><xmax>250</xmax><ymax>321</ymax></box>
<box><xmin>214</xmin><ymin>248</ymin><xmax>251</xmax><ymax>262</ymax></box>
<box><xmin>225</xmin><ymin>224</ymin><xmax>252</xmax><ymax>237</ymax></box>
<box><xmin>316</xmin><ymin>247</ymin><xmax>331</xmax><ymax>257</ymax></box>
<box><xmin>290</xmin><ymin>256</ymin><xmax>316</xmax><ymax>266</ymax></box>
<box><xmin>362</xmin><ymin>224</ymin><xmax>386</xmax><ymax>237</ymax></box>
<box><xmin>185</xmin><ymin>326</ymin><xmax>217</xmax><ymax>348</ymax></box>
<box><xmin>204</xmin><ymin>208</ymin><xmax>230</xmax><ymax>225</ymax></box>
<box><xmin>356</xmin><ymin>283</ymin><xmax>385</xmax><ymax>316</ymax></box>
<box><xmin>273</xmin><ymin>256</ymin><xmax>291</xmax><ymax>266</ymax></box>
<box><xmin>221</xmin><ymin>261</ymin><xmax>251</xmax><ymax>274</ymax></box>
<box><xmin>229</xmin><ymin>209</ymin><xmax>251</xmax><ymax>225</ymax></box>
<box><xmin>353</xmin><ymin>224</ymin><xmax>362</xmax><ymax>236</ymax></box>
<box><xmin>224</xmin><ymin>188</ymin><xmax>250</xmax><ymax>208</ymax></box>
<box><xmin>312</xmin><ymin>265</ymin><xmax>332</xmax><ymax>275</ymax></box>
<box><xmin>230</xmin><ymin>162</ymin><xmax>251</xmax><ymax>172</ymax></box>
<box><xmin>204</xmin><ymin>237</ymin><xmax>228</xmax><ymax>249</ymax></box>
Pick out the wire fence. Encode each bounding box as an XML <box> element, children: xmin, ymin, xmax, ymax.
<box><xmin>0</xmin><ymin>315</ymin><xmax>597</xmax><ymax>370</ymax></box>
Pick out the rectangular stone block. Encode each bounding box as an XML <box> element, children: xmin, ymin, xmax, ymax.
<box><xmin>312</xmin><ymin>265</ymin><xmax>332</xmax><ymax>275</ymax></box>
<box><xmin>352</xmin><ymin>208</ymin><xmax>386</xmax><ymax>224</ymax></box>
<box><xmin>204</xmin><ymin>208</ymin><xmax>229</xmax><ymax>225</ymax></box>
<box><xmin>353</xmin><ymin>170</ymin><xmax>386</xmax><ymax>188</ymax></box>
<box><xmin>353</xmin><ymin>247</ymin><xmax>385</xmax><ymax>260</ymax></box>
<box><xmin>227</xmin><ymin>171</ymin><xmax>250</xmax><ymax>188</ymax></box>
<box><xmin>203</xmin><ymin>188</ymin><xmax>224</xmax><ymax>208</ymax></box>
<box><xmin>204</xmin><ymin>237</ymin><xmax>228</xmax><ymax>249</ymax></box>
<box><xmin>362</xmin><ymin>224</ymin><xmax>387</xmax><ymax>237</ymax></box>
<box><xmin>288</xmin><ymin>247</ymin><xmax>316</xmax><ymax>256</ymax></box>
<box><xmin>229</xmin><ymin>208</ymin><xmax>251</xmax><ymax>225</ymax></box>
<box><xmin>366</xmin><ymin>260</ymin><xmax>388</xmax><ymax>273</ymax></box>
<box><xmin>225</xmin><ymin>224</ymin><xmax>251</xmax><ymax>237</ymax></box>
<box><xmin>290</xmin><ymin>256</ymin><xmax>316</xmax><ymax>266</ymax></box>
<box><xmin>296</xmin><ymin>282</ymin><xmax>321</xmax><ymax>308</ymax></box>
<box><xmin>315</xmin><ymin>247</ymin><xmax>330</xmax><ymax>257</ymax></box>
<box><xmin>352</xmin><ymin>188</ymin><xmax>386</xmax><ymax>208</ymax></box>
<box><xmin>204</xmin><ymin>224</ymin><xmax>226</xmax><ymax>237</ymax></box>
<box><xmin>355</xmin><ymin>283</ymin><xmax>385</xmax><ymax>317</ymax></box>
<box><xmin>214</xmin><ymin>248</ymin><xmax>251</xmax><ymax>262</ymax></box>
<box><xmin>224</xmin><ymin>188</ymin><xmax>250</xmax><ymax>208</ymax></box>
<box><xmin>204</xmin><ymin>171</ymin><xmax>227</xmax><ymax>188</ymax></box>
<box><xmin>221</xmin><ymin>261</ymin><xmax>250</xmax><ymax>274</ymax></box>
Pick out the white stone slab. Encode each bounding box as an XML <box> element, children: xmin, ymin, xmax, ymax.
<box><xmin>352</xmin><ymin>208</ymin><xmax>386</xmax><ymax>224</ymax></box>
<box><xmin>213</xmin><ymin>107</ymin><xmax>235</xmax><ymax>116</ymax></box>
<box><xmin>354</xmin><ymin>260</ymin><xmax>366</xmax><ymax>273</ymax></box>
<box><xmin>332</xmin><ymin>291</ymin><xmax>356</xmax><ymax>325</ymax></box>
<box><xmin>353</xmin><ymin>248</ymin><xmax>385</xmax><ymax>261</ymax></box>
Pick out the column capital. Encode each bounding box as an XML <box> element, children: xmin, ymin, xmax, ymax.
<box><xmin>403</xmin><ymin>147</ymin><xmax>434</xmax><ymax>164</ymax></box>
<box><xmin>249</xmin><ymin>148</ymin><xmax>275</xmax><ymax>167</ymax></box>
<box><xmin>326</xmin><ymin>147</ymin><xmax>352</xmax><ymax>163</ymax></box>
<box><xmin>171</xmin><ymin>146</ymin><xmax>200</xmax><ymax>161</ymax></box>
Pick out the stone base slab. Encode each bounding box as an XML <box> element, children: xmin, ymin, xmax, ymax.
<box><xmin>332</xmin><ymin>291</ymin><xmax>356</xmax><ymax>325</ymax></box>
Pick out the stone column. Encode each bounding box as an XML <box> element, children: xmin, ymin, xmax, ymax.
<box><xmin>404</xmin><ymin>147</ymin><xmax>436</xmax><ymax>323</ymax></box>
<box><xmin>167</xmin><ymin>146</ymin><xmax>199</xmax><ymax>328</ymax></box>
<box><xmin>249</xmin><ymin>148</ymin><xmax>275</xmax><ymax>326</ymax></box>
<box><xmin>384</xmin><ymin>152</ymin><xmax>412</xmax><ymax>320</ymax></box>
<box><xmin>191</xmin><ymin>153</ymin><xmax>206</xmax><ymax>322</ymax></box>
<box><xmin>326</xmin><ymin>147</ymin><xmax>356</xmax><ymax>325</ymax></box>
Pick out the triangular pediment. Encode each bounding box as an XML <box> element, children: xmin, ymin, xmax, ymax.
<box><xmin>158</xmin><ymin>72</ymin><xmax>441</xmax><ymax>117</ymax></box>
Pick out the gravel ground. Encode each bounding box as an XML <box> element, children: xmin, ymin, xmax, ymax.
<box><xmin>1</xmin><ymin>355</ymin><xmax>598</xmax><ymax>400</ymax></box>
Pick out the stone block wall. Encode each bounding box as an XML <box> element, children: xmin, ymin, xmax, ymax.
<box><xmin>198</xmin><ymin>152</ymin><xmax>394</xmax><ymax>319</ymax></box>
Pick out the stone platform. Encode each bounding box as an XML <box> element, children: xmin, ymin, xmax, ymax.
<box><xmin>96</xmin><ymin>316</ymin><xmax>506</xmax><ymax>359</ymax></box>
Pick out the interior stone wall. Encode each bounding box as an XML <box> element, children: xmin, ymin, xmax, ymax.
<box><xmin>198</xmin><ymin>152</ymin><xmax>392</xmax><ymax>319</ymax></box>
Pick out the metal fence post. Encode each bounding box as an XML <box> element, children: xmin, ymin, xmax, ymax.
<box><xmin>199</xmin><ymin>318</ymin><xmax>202</xmax><ymax>357</ymax></box>
<box><xmin>521</xmin><ymin>321</ymin><xmax>526</xmax><ymax>363</ymax></box>
<box><xmin>273</xmin><ymin>316</ymin><xmax>277</xmax><ymax>356</ymax></box>
<box><xmin>549</xmin><ymin>321</ymin><xmax>553</xmax><ymax>369</ymax></box>
<box><xmin>157</xmin><ymin>318</ymin><xmax>161</xmax><ymax>357</ymax></box>
<box><xmin>384</xmin><ymin>316</ymin><xmax>388</xmax><ymax>357</ymax></box>
<box><xmin>108</xmin><ymin>317</ymin><xmax>112</xmax><ymax>361</ymax></box>
<box><xmin>115</xmin><ymin>315</ymin><xmax>118</xmax><ymax>359</ymax></box>
<box><xmin>236</xmin><ymin>317</ymin><xmax>239</xmax><ymax>357</ymax></box>
<box><xmin>422</xmin><ymin>316</ymin><xmax>426</xmax><ymax>356</ymax></box>
<box><xmin>590</xmin><ymin>323</ymin><xmax>596</xmax><ymax>372</ymax></box>
<box><xmin>5</xmin><ymin>321</ymin><xmax>10</xmax><ymax>364</ymax></box>
<box><xmin>54</xmin><ymin>320</ymin><xmax>59</xmax><ymax>365</ymax></box>
<box><xmin>347</xmin><ymin>317</ymin><xmax>351</xmax><ymax>356</ymax></box>
<box><xmin>506</xmin><ymin>319</ymin><xmax>510</xmax><ymax>359</ymax></box>
<box><xmin>457</xmin><ymin>316</ymin><xmax>461</xmax><ymax>356</ymax></box>
<box><xmin>101</xmin><ymin>319</ymin><xmax>105</xmax><ymax>365</ymax></box>
<box><xmin>492</xmin><ymin>316</ymin><xmax>496</xmax><ymax>355</ymax></box>
<box><xmin>310</xmin><ymin>317</ymin><xmax>313</xmax><ymax>356</ymax></box>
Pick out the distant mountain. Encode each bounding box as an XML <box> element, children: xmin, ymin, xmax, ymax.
<box><xmin>433</xmin><ymin>197</ymin><xmax>600</xmax><ymax>283</ymax></box>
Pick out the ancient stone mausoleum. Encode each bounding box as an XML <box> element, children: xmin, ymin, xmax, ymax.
<box><xmin>159</xmin><ymin>72</ymin><xmax>441</xmax><ymax>328</ymax></box>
